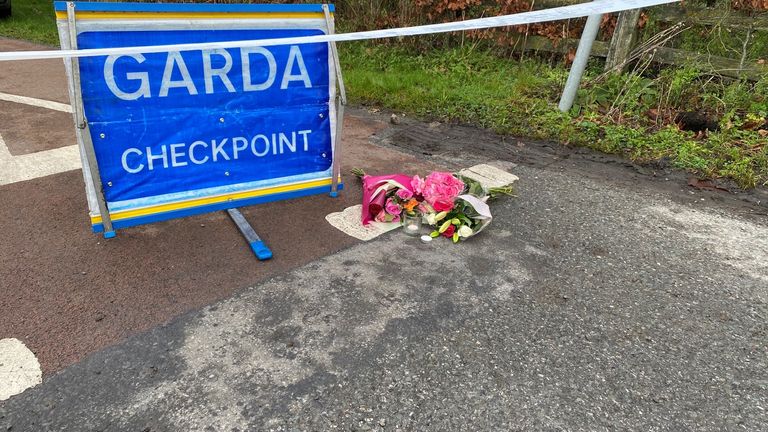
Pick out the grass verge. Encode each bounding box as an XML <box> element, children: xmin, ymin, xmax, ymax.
<box><xmin>0</xmin><ymin>0</ymin><xmax>58</xmax><ymax>46</ymax></box>
<box><xmin>341</xmin><ymin>43</ymin><xmax>768</xmax><ymax>188</ymax></box>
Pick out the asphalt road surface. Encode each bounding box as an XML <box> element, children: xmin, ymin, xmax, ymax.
<box><xmin>1</xmin><ymin>38</ymin><xmax>767</xmax><ymax>431</ymax></box>
<box><xmin>0</xmin><ymin>39</ymin><xmax>441</xmax><ymax>376</ymax></box>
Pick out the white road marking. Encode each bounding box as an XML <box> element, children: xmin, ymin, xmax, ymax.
<box><xmin>0</xmin><ymin>92</ymin><xmax>73</xmax><ymax>113</ymax></box>
<box><xmin>0</xmin><ymin>93</ymin><xmax>81</xmax><ymax>186</ymax></box>
<box><xmin>0</xmin><ymin>338</ymin><xmax>42</xmax><ymax>401</ymax></box>
<box><xmin>0</xmin><ymin>134</ymin><xmax>81</xmax><ymax>186</ymax></box>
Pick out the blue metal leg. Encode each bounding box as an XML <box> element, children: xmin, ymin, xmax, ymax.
<box><xmin>249</xmin><ymin>240</ymin><xmax>273</xmax><ymax>260</ymax></box>
<box><xmin>103</xmin><ymin>230</ymin><xmax>117</xmax><ymax>239</ymax></box>
<box><xmin>227</xmin><ymin>208</ymin><xmax>272</xmax><ymax>261</ymax></box>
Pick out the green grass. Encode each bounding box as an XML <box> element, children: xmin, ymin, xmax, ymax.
<box><xmin>0</xmin><ymin>0</ymin><xmax>59</xmax><ymax>46</ymax></box>
<box><xmin>341</xmin><ymin>43</ymin><xmax>768</xmax><ymax>188</ymax></box>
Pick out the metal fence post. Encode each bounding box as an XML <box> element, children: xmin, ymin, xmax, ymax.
<box><xmin>558</xmin><ymin>11</ymin><xmax>604</xmax><ymax>113</ymax></box>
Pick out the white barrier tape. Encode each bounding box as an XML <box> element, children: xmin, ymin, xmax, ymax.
<box><xmin>0</xmin><ymin>0</ymin><xmax>677</xmax><ymax>62</ymax></box>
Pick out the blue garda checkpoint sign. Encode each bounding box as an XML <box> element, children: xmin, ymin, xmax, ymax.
<box><xmin>55</xmin><ymin>2</ymin><xmax>341</xmax><ymax>233</ymax></box>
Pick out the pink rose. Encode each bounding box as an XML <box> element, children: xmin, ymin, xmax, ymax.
<box><xmin>432</xmin><ymin>199</ymin><xmax>454</xmax><ymax>212</ymax></box>
<box><xmin>375</xmin><ymin>209</ymin><xmax>400</xmax><ymax>223</ymax></box>
<box><xmin>385</xmin><ymin>198</ymin><xmax>401</xmax><ymax>215</ymax></box>
<box><xmin>411</xmin><ymin>175</ymin><xmax>425</xmax><ymax>195</ymax></box>
<box><xmin>422</xmin><ymin>172</ymin><xmax>465</xmax><ymax>207</ymax></box>
<box><xmin>396</xmin><ymin>188</ymin><xmax>413</xmax><ymax>200</ymax></box>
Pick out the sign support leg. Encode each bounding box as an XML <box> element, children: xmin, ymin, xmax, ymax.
<box><xmin>331</xmin><ymin>98</ymin><xmax>345</xmax><ymax>198</ymax></box>
<box><xmin>66</xmin><ymin>2</ymin><xmax>116</xmax><ymax>238</ymax></box>
<box><xmin>227</xmin><ymin>208</ymin><xmax>272</xmax><ymax>260</ymax></box>
<box><xmin>323</xmin><ymin>4</ymin><xmax>346</xmax><ymax>198</ymax></box>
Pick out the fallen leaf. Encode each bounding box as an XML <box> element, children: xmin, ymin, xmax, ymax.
<box><xmin>566</xmin><ymin>48</ymin><xmax>576</xmax><ymax>64</ymax></box>
<box><xmin>744</xmin><ymin>120</ymin><xmax>763</xmax><ymax>130</ymax></box>
<box><xmin>638</xmin><ymin>12</ymin><xmax>649</xmax><ymax>29</ymax></box>
<box><xmin>688</xmin><ymin>178</ymin><xmax>730</xmax><ymax>193</ymax></box>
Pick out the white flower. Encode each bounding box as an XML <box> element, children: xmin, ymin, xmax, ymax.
<box><xmin>425</xmin><ymin>213</ymin><xmax>437</xmax><ymax>225</ymax></box>
<box><xmin>458</xmin><ymin>225</ymin><xmax>473</xmax><ymax>238</ymax></box>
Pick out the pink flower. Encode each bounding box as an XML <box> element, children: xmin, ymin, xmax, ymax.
<box><xmin>375</xmin><ymin>210</ymin><xmax>400</xmax><ymax>223</ymax></box>
<box><xmin>396</xmin><ymin>188</ymin><xmax>413</xmax><ymax>200</ymax></box>
<box><xmin>385</xmin><ymin>198</ymin><xmax>401</xmax><ymax>216</ymax></box>
<box><xmin>361</xmin><ymin>173</ymin><xmax>414</xmax><ymax>226</ymax></box>
<box><xmin>422</xmin><ymin>172</ymin><xmax>465</xmax><ymax>207</ymax></box>
<box><xmin>432</xmin><ymin>199</ymin><xmax>455</xmax><ymax>212</ymax></box>
<box><xmin>411</xmin><ymin>175</ymin><xmax>425</xmax><ymax>195</ymax></box>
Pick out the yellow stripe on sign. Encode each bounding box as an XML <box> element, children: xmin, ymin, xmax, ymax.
<box><xmin>55</xmin><ymin>11</ymin><xmax>327</xmax><ymax>20</ymax></box>
<box><xmin>90</xmin><ymin>177</ymin><xmax>334</xmax><ymax>224</ymax></box>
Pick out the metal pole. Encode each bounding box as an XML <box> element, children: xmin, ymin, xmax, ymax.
<box><xmin>323</xmin><ymin>4</ymin><xmax>345</xmax><ymax>197</ymax></box>
<box><xmin>558</xmin><ymin>11</ymin><xmax>604</xmax><ymax>112</ymax></box>
<box><xmin>333</xmin><ymin>99</ymin><xmax>345</xmax><ymax>194</ymax></box>
<box><xmin>66</xmin><ymin>2</ymin><xmax>116</xmax><ymax>238</ymax></box>
<box><xmin>323</xmin><ymin>4</ymin><xmax>346</xmax><ymax>105</ymax></box>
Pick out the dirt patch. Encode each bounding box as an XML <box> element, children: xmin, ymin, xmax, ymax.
<box><xmin>373</xmin><ymin>115</ymin><xmax>768</xmax><ymax>218</ymax></box>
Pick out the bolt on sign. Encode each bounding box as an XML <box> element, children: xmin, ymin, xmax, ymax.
<box><xmin>55</xmin><ymin>2</ymin><xmax>344</xmax><ymax>237</ymax></box>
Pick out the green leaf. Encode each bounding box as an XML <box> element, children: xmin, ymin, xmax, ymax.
<box><xmin>467</xmin><ymin>181</ymin><xmax>485</xmax><ymax>197</ymax></box>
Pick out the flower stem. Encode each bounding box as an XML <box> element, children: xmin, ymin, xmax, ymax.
<box><xmin>488</xmin><ymin>185</ymin><xmax>516</xmax><ymax>199</ymax></box>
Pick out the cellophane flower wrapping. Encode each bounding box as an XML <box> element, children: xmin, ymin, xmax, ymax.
<box><xmin>361</xmin><ymin>174</ymin><xmax>413</xmax><ymax>225</ymax></box>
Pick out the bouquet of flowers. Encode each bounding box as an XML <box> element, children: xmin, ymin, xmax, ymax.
<box><xmin>353</xmin><ymin>168</ymin><xmax>514</xmax><ymax>243</ymax></box>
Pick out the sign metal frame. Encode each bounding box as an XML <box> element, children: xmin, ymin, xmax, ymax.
<box><xmin>56</xmin><ymin>1</ymin><xmax>344</xmax><ymax>238</ymax></box>
<box><xmin>65</xmin><ymin>1</ymin><xmax>116</xmax><ymax>238</ymax></box>
<box><xmin>323</xmin><ymin>3</ymin><xmax>346</xmax><ymax>198</ymax></box>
